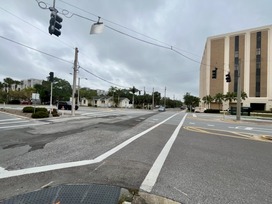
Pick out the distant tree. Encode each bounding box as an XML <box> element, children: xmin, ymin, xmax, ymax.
<box><xmin>202</xmin><ymin>95</ymin><xmax>213</xmax><ymax>109</ymax></box>
<box><xmin>0</xmin><ymin>82</ymin><xmax>4</xmax><ymax>89</ymax></box>
<box><xmin>21</xmin><ymin>87</ymin><xmax>36</xmax><ymax>101</ymax></box>
<box><xmin>34</xmin><ymin>77</ymin><xmax>72</xmax><ymax>103</ymax></box>
<box><xmin>13</xmin><ymin>80</ymin><xmax>21</xmax><ymax>90</ymax></box>
<box><xmin>53</xmin><ymin>77</ymin><xmax>72</xmax><ymax>101</ymax></box>
<box><xmin>183</xmin><ymin>92</ymin><xmax>200</xmax><ymax>110</ymax></box>
<box><xmin>214</xmin><ymin>93</ymin><xmax>224</xmax><ymax>110</ymax></box>
<box><xmin>80</xmin><ymin>87</ymin><xmax>97</xmax><ymax>100</ymax></box>
<box><xmin>3</xmin><ymin>77</ymin><xmax>14</xmax><ymax>91</ymax></box>
<box><xmin>224</xmin><ymin>92</ymin><xmax>235</xmax><ymax>108</ymax></box>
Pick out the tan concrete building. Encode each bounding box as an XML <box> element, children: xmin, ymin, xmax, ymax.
<box><xmin>200</xmin><ymin>25</ymin><xmax>272</xmax><ymax>111</ymax></box>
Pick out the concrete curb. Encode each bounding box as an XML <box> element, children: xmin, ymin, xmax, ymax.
<box><xmin>119</xmin><ymin>189</ymin><xmax>181</xmax><ymax>204</ymax></box>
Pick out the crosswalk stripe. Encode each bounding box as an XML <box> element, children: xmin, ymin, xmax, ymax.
<box><xmin>0</xmin><ymin>118</ymin><xmax>22</xmax><ymax>122</ymax></box>
<box><xmin>0</xmin><ymin>120</ymin><xmax>29</xmax><ymax>125</ymax></box>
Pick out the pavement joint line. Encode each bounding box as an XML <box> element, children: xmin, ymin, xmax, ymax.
<box><xmin>0</xmin><ymin>112</ymin><xmax>181</xmax><ymax>179</ymax></box>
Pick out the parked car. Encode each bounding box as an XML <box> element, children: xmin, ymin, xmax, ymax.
<box><xmin>158</xmin><ymin>106</ymin><xmax>166</xmax><ymax>112</ymax></box>
<box><xmin>57</xmin><ymin>101</ymin><xmax>78</xmax><ymax>110</ymax></box>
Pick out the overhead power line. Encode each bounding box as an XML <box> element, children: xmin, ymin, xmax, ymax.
<box><xmin>54</xmin><ymin>0</ymin><xmax>202</xmax><ymax>61</ymax></box>
<box><xmin>0</xmin><ymin>6</ymin><xmax>74</xmax><ymax>49</ymax></box>
<box><xmin>80</xmin><ymin>66</ymin><xmax>128</xmax><ymax>88</ymax></box>
<box><xmin>0</xmin><ymin>35</ymin><xmax>127</xmax><ymax>88</ymax></box>
<box><xmin>0</xmin><ymin>35</ymin><xmax>73</xmax><ymax>64</ymax></box>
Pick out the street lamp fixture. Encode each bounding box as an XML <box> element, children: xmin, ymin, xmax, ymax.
<box><xmin>90</xmin><ymin>17</ymin><xmax>104</xmax><ymax>34</ymax></box>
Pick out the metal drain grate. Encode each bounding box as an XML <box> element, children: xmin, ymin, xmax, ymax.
<box><xmin>2</xmin><ymin>184</ymin><xmax>121</xmax><ymax>204</ymax></box>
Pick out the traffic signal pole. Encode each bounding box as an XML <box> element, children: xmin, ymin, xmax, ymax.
<box><xmin>71</xmin><ymin>47</ymin><xmax>79</xmax><ymax>116</ymax></box>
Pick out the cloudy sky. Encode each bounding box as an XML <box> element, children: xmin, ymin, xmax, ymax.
<box><xmin>1</xmin><ymin>0</ymin><xmax>272</xmax><ymax>100</ymax></box>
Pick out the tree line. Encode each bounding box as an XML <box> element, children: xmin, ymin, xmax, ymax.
<box><xmin>0</xmin><ymin>77</ymin><xmax>184</xmax><ymax>108</ymax></box>
<box><xmin>202</xmin><ymin>91</ymin><xmax>248</xmax><ymax>110</ymax></box>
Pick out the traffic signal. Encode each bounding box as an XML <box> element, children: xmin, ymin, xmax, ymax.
<box><xmin>225</xmin><ymin>72</ymin><xmax>231</xmax><ymax>82</ymax></box>
<box><xmin>49</xmin><ymin>72</ymin><xmax>54</xmax><ymax>82</ymax></box>
<box><xmin>212</xmin><ymin>68</ymin><xmax>217</xmax><ymax>79</ymax></box>
<box><xmin>48</xmin><ymin>11</ymin><xmax>63</xmax><ymax>37</ymax></box>
<box><xmin>132</xmin><ymin>86</ymin><xmax>136</xmax><ymax>94</ymax></box>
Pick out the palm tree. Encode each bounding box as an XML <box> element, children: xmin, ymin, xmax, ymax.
<box><xmin>241</xmin><ymin>91</ymin><xmax>248</xmax><ymax>100</ymax></box>
<box><xmin>224</xmin><ymin>92</ymin><xmax>235</xmax><ymax>107</ymax></box>
<box><xmin>13</xmin><ymin>80</ymin><xmax>21</xmax><ymax>90</ymax></box>
<box><xmin>214</xmin><ymin>93</ymin><xmax>224</xmax><ymax>110</ymax></box>
<box><xmin>202</xmin><ymin>95</ymin><xmax>213</xmax><ymax>109</ymax></box>
<box><xmin>3</xmin><ymin>77</ymin><xmax>14</xmax><ymax>92</ymax></box>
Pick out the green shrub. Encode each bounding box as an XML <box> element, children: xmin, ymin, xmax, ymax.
<box><xmin>32</xmin><ymin>111</ymin><xmax>49</xmax><ymax>118</ymax></box>
<box><xmin>23</xmin><ymin>106</ymin><xmax>34</xmax><ymax>113</ymax></box>
<box><xmin>204</xmin><ymin>109</ymin><xmax>220</xmax><ymax>113</ymax></box>
<box><xmin>35</xmin><ymin>107</ymin><xmax>48</xmax><ymax>112</ymax></box>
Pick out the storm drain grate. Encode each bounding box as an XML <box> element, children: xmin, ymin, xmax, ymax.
<box><xmin>2</xmin><ymin>184</ymin><xmax>121</xmax><ymax>204</ymax></box>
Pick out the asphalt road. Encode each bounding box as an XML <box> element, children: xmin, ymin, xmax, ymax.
<box><xmin>0</xmin><ymin>109</ymin><xmax>271</xmax><ymax>203</ymax></box>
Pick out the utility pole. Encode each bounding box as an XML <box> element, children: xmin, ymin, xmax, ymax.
<box><xmin>164</xmin><ymin>86</ymin><xmax>166</xmax><ymax>107</ymax></box>
<box><xmin>71</xmin><ymin>47</ymin><xmax>78</xmax><ymax>116</ymax></box>
<box><xmin>152</xmin><ymin>87</ymin><xmax>154</xmax><ymax>110</ymax></box>
<box><xmin>236</xmin><ymin>59</ymin><xmax>241</xmax><ymax>121</ymax></box>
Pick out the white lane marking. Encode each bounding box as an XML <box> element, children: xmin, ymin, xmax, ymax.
<box><xmin>0</xmin><ymin>167</ymin><xmax>8</xmax><ymax>173</ymax></box>
<box><xmin>245</xmin><ymin>127</ymin><xmax>253</xmax><ymax>130</ymax></box>
<box><xmin>192</xmin><ymin>114</ymin><xmax>197</xmax><ymax>117</ymax></box>
<box><xmin>140</xmin><ymin>114</ymin><xmax>187</xmax><ymax>192</ymax></box>
<box><xmin>0</xmin><ymin>112</ymin><xmax>180</xmax><ymax>179</ymax></box>
<box><xmin>207</xmin><ymin>124</ymin><xmax>214</xmax><ymax>127</ymax></box>
<box><xmin>189</xmin><ymin>122</ymin><xmax>195</xmax><ymax>125</ymax></box>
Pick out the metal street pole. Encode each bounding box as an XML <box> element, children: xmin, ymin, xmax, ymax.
<box><xmin>71</xmin><ymin>47</ymin><xmax>78</xmax><ymax>116</ymax></box>
<box><xmin>236</xmin><ymin>59</ymin><xmax>241</xmax><ymax>121</ymax></box>
<box><xmin>50</xmin><ymin>81</ymin><xmax>53</xmax><ymax>116</ymax></box>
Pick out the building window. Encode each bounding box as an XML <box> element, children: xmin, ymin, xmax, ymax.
<box><xmin>256</xmin><ymin>32</ymin><xmax>261</xmax><ymax>49</ymax></box>
<box><xmin>234</xmin><ymin>36</ymin><xmax>239</xmax><ymax>93</ymax></box>
<box><xmin>256</xmin><ymin>32</ymin><xmax>261</xmax><ymax>97</ymax></box>
<box><xmin>235</xmin><ymin>36</ymin><xmax>239</xmax><ymax>51</ymax></box>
